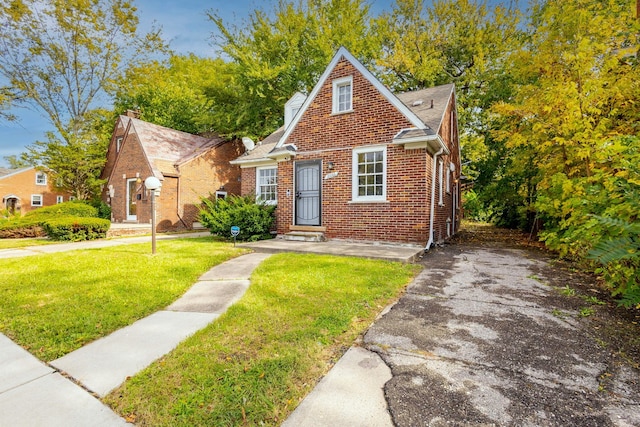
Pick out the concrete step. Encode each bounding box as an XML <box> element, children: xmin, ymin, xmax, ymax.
<box><xmin>283</xmin><ymin>231</ymin><xmax>326</xmax><ymax>242</ymax></box>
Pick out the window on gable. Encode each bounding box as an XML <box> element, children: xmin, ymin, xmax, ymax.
<box><xmin>256</xmin><ymin>167</ymin><xmax>277</xmax><ymax>205</ymax></box>
<box><xmin>352</xmin><ymin>146</ymin><xmax>386</xmax><ymax>202</ymax></box>
<box><xmin>35</xmin><ymin>172</ymin><xmax>47</xmax><ymax>186</ymax></box>
<box><xmin>31</xmin><ymin>194</ymin><xmax>43</xmax><ymax>207</ymax></box>
<box><xmin>116</xmin><ymin>136</ymin><xmax>123</xmax><ymax>152</ymax></box>
<box><xmin>332</xmin><ymin>76</ymin><xmax>353</xmax><ymax>114</ymax></box>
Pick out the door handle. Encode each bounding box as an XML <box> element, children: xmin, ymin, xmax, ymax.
<box><xmin>296</xmin><ymin>191</ymin><xmax>302</xmax><ymax>199</ymax></box>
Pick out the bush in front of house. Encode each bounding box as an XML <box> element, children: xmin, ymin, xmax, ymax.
<box><xmin>0</xmin><ymin>201</ymin><xmax>109</xmax><ymax>240</ymax></box>
<box><xmin>42</xmin><ymin>217</ymin><xmax>111</xmax><ymax>241</ymax></box>
<box><xmin>198</xmin><ymin>194</ymin><xmax>275</xmax><ymax>241</ymax></box>
<box><xmin>25</xmin><ymin>201</ymin><xmax>98</xmax><ymax>220</ymax></box>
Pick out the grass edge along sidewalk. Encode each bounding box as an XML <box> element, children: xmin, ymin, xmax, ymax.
<box><xmin>105</xmin><ymin>253</ymin><xmax>420</xmax><ymax>427</ymax></box>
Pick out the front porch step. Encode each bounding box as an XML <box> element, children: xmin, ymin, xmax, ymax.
<box><xmin>282</xmin><ymin>231</ymin><xmax>326</xmax><ymax>242</ymax></box>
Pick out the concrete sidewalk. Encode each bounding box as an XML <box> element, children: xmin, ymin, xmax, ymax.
<box><xmin>0</xmin><ymin>231</ymin><xmax>210</xmax><ymax>259</ymax></box>
<box><xmin>0</xmin><ymin>253</ymin><xmax>271</xmax><ymax>426</ymax></box>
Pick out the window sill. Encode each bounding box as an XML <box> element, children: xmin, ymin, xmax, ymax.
<box><xmin>348</xmin><ymin>199</ymin><xmax>389</xmax><ymax>204</ymax></box>
<box><xmin>331</xmin><ymin>109</ymin><xmax>354</xmax><ymax>116</ymax></box>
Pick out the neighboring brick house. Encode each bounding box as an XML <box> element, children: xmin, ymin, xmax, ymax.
<box><xmin>101</xmin><ymin>114</ymin><xmax>243</xmax><ymax>231</ymax></box>
<box><xmin>0</xmin><ymin>166</ymin><xmax>73</xmax><ymax>215</ymax></box>
<box><xmin>231</xmin><ymin>47</ymin><xmax>461</xmax><ymax>247</ymax></box>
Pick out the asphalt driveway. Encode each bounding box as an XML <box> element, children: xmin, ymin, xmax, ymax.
<box><xmin>364</xmin><ymin>238</ymin><xmax>640</xmax><ymax>426</ymax></box>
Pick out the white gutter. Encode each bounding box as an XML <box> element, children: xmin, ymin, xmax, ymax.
<box><xmin>425</xmin><ymin>147</ymin><xmax>445</xmax><ymax>251</ymax></box>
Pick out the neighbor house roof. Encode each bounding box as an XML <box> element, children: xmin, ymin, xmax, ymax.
<box><xmin>119</xmin><ymin>116</ymin><xmax>225</xmax><ymax>178</ymax></box>
<box><xmin>0</xmin><ymin>167</ymin><xmax>14</xmax><ymax>177</ymax></box>
<box><xmin>0</xmin><ymin>166</ymin><xmax>34</xmax><ymax>180</ymax></box>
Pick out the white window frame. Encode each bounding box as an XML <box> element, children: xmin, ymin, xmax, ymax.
<box><xmin>215</xmin><ymin>191</ymin><xmax>227</xmax><ymax>200</ymax></box>
<box><xmin>446</xmin><ymin>162</ymin><xmax>453</xmax><ymax>194</ymax></box>
<box><xmin>116</xmin><ymin>136</ymin><xmax>123</xmax><ymax>153</ymax></box>
<box><xmin>438</xmin><ymin>159</ymin><xmax>444</xmax><ymax>206</ymax></box>
<box><xmin>35</xmin><ymin>172</ymin><xmax>47</xmax><ymax>186</ymax></box>
<box><xmin>256</xmin><ymin>166</ymin><xmax>277</xmax><ymax>205</ymax></box>
<box><xmin>352</xmin><ymin>145</ymin><xmax>387</xmax><ymax>202</ymax></box>
<box><xmin>31</xmin><ymin>194</ymin><xmax>43</xmax><ymax>207</ymax></box>
<box><xmin>56</xmin><ymin>195</ymin><xmax>64</xmax><ymax>204</ymax></box>
<box><xmin>332</xmin><ymin>76</ymin><xmax>353</xmax><ymax>114</ymax></box>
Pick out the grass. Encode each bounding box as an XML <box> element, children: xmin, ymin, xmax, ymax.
<box><xmin>0</xmin><ymin>237</ymin><xmax>247</xmax><ymax>360</ymax></box>
<box><xmin>0</xmin><ymin>237</ymin><xmax>57</xmax><ymax>249</ymax></box>
<box><xmin>105</xmin><ymin>253</ymin><xmax>420</xmax><ymax>426</ymax></box>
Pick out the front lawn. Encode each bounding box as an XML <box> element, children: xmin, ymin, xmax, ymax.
<box><xmin>105</xmin><ymin>253</ymin><xmax>419</xmax><ymax>426</ymax></box>
<box><xmin>0</xmin><ymin>237</ymin><xmax>247</xmax><ymax>360</ymax></box>
<box><xmin>0</xmin><ymin>237</ymin><xmax>56</xmax><ymax>250</ymax></box>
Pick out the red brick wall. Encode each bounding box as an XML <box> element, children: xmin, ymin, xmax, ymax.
<box><xmin>276</xmin><ymin>58</ymin><xmax>432</xmax><ymax>245</ymax></box>
<box><xmin>0</xmin><ymin>168</ymin><xmax>72</xmax><ymax>215</ymax></box>
<box><xmin>178</xmin><ymin>140</ymin><xmax>243</xmax><ymax>227</ymax></box>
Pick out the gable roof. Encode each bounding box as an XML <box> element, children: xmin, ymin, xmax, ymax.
<box><xmin>397</xmin><ymin>83</ymin><xmax>455</xmax><ymax>134</ymax></box>
<box><xmin>0</xmin><ymin>166</ymin><xmax>34</xmax><ymax>180</ymax></box>
<box><xmin>118</xmin><ymin>116</ymin><xmax>225</xmax><ymax>178</ymax></box>
<box><xmin>0</xmin><ymin>167</ymin><xmax>14</xmax><ymax>177</ymax></box>
<box><xmin>276</xmin><ymin>47</ymin><xmax>432</xmax><ymax>149</ymax></box>
<box><xmin>230</xmin><ymin>127</ymin><xmax>284</xmax><ymax>166</ymax></box>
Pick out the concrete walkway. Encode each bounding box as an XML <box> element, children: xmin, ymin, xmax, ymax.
<box><xmin>0</xmin><ymin>252</ymin><xmax>271</xmax><ymax>426</ymax></box>
<box><xmin>0</xmin><ymin>231</ymin><xmax>210</xmax><ymax>259</ymax></box>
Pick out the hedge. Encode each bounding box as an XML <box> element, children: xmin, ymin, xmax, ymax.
<box><xmin>24</xmin><ymin>201</ymin><xmax>98</xmax><ymax>220</ymax></box>
<box><xmin>0</xmin><ymin>220</ymin><xmax>46</xmax><ymax>238</ymax></box>
<box><xmin>41</xmin><ymin>217</ymin><xmax>111</xmax><ymax>241</ymax></box>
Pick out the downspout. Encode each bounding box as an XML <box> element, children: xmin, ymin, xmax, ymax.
<box><xmin>425</xmin><ymin>147</ymin><xmax>445</xmax><ymax>251</ymax></box>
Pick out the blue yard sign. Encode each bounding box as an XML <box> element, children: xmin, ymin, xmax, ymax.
<box><xmin>230</xmin><ymin>225</ymin><xmax>240</xmax><ymax>246</ymax></box>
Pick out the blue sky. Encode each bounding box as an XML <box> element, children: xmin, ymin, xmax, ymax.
<box><xmin>0</xmin><ymin>0</ymin><xmax>514</xmax><ymax>167</ymax></box>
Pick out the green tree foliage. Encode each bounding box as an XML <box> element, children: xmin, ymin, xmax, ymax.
<box><xmin>24</xmin><ymin>110</ymin><xmax>113</xmax><ymax>200</ymax></box>
<box><xmin>3</xmin><ymin>154</ymin><xmax>29</xmax><ymax>169</ymax></box>
<box><xmin>491</xmin><ymin>0</ymin><xmax>640</xmax><ymax>303</ymax></box>
<box><xmin>0</xmin><ymin>0</ymin><xmax>166</xmax><ymax>197</ymax></box>
<box><xmin>208</xmin><ymin>0</ymin><xmax>380</xmax><ymax>138</ymax></box>
<box><xmin>112</xmin><ymin>55</ymin><xmax>239</xmax><ymax>135</ymax></box>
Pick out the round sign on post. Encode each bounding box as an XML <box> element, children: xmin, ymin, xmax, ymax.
<box><xmin>230</xmin><ymin>226</ymin><xmax>240</xmax><ymax>246</ymax></box>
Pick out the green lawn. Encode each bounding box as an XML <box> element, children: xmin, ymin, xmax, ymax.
<box><xmin>0</xmin><ymin>237</ymin><xmax>57</xmax><ymax>250</ymax></box>
<box><xmin>105</xmin><ymin>253</ymin><xmax>420</xmax><ymax>427</ymax></box>
<box><xmin>0</xmin><ymin>237</ymin><xmax>247</xmax><ymax>360</ymax></box>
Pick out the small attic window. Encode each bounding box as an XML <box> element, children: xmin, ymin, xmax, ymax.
<box><xmin>332</xmin><ymin>76</ymin><xmax>353</xmax><ymax>114</ymax></box>
<box><xmin>116</xmin><ymin>136</ymin><xmax>123</xmax><ymax>152</ymax></box>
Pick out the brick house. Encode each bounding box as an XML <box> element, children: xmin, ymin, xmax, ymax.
<box><xmin>0</xmin><ymin>166</ymin><xmax>73</xmax><ymax>215</ymax></box>
<box><xmin>231</xmin><ymin>47</ymin><xmax>461</xmax><ymax>247</ymax></box>
<box><xmin>101</xmin><ymin>114</ymin><xmax>243</xmax><ymax>231</ymax></box>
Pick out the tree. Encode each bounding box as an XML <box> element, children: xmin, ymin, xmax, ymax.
<box><xmin>0</xmin><ymin>0</ymin><xmax>166</xmax><ymax>197</ymax></box>
<box><xmin>3</xmin><ymin>154</ymin><xmax>29</xmax><ymax>169</ymax></box>
<box><xmin>208</xmin><ymin>0</ymin><xmax>380</xmax><ymax>138</ymax></box>
<box><xmin>112</xmin><ymin>54</ymin><xmax>240</xmax><ymax>136</ymax></box>
<box><xmin>24</xmin><ymin>109</ymin><xmax>113</xmax><ymax>200</ymax></box>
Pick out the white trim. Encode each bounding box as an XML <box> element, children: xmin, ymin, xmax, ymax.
<box><xmin>332</xmin><ymin>76</ymin><xmax>353</xmax><ymax>114</ymax></box>
<box><xmin>31</xmin><ymin>194</ymin><xmax>43</xmax><ymax>207</ymax></box>
<box><xmin>35</xmin><ymin>171</ymin><xmax>47</xmax><ymax>186</ymax></box>
<box><xmin>56</xmin><ymin>195</ymin><xmax>64</xmax><ymax>204</ymax></box>
<box><xmin>126</xmin><ymin>178</ymin><xmax>138</xmax><ymax>221</ymax></box>
<box><xmin>116</xmin><ymin>136</ymin><xmax>123</xmax><ymax>153</ymax></box>
<box><xmin>438</xmin><ymin>159</ymin><xmax>444</xmax><ymax>206</ymax></box>
<box><xmin>276</xmin><ymin>47</ymin><xmax>428</xmax><ymax>149</ymax></box>
<box><xmin>256</xmin><ymin>166</ymin><xmax>278</xmax><ymax>205</ymax></box>
<box><xmin>231</xmin><ymin>158</ymin><xmax>278</xmax><ymax>168</ymax></box>
<box><xmin>215</xmin><ymin>191</ymin><xmax>227</xmax><ymax>199</ymax></box>
<box><xmin>284</xmin><ymin>92</ymin><xmax>307</xmax><ymax>128</ymax></box>
<box><xmin>352</xmin><ymin>145</ymin><xmax>387</xmax><ymax>202</ymax></box>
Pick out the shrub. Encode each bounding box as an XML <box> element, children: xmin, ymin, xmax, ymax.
<box><xmin>198</xmin><ymin>194</ymin><xmax>275</xmax><ymax>241</ymax></box>
<box><xmin>25</xmin><ymin>201</ymin><xmax>98</xmax><ymax>220</ymax></box>
<box><xmin>0</xmin><ymin>220</ymin><xmax>45</xmax><ymax>238</ymax></box>
<box><xmin>90</xmin><ymin>199</ymin><xmax>112</xmax><ymax>220</ymax></box>
<box><xmin>42</xmin><ymin>217</ymin><xmax>111</xmax><ymax>241</ymax></box>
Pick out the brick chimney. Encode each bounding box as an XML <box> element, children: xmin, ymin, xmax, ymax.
<box><xmin>126</xmin><ymin>109</ymin><xmax>141</xmax><ymax>118</ymax></box>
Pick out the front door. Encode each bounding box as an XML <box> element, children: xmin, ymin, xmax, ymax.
<box><xmin>5</xmin><ymin>197</ymin><xmax>18</xmax><ymax>214</ymax></box>
<box><xmin>126</xmin><ymin>178</ymin><xmax>138</xmax><ymax>221</ymax></box>
<box><xmin>295</xmin><ymin>160</ymin><xmax>321</xmax><ymax>226</ymax></box>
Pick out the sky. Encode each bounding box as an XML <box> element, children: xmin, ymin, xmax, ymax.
<box><xmin>0</xmin><ymin>0</ymin><xmax>513</xmax><ymax>168</ymax></box>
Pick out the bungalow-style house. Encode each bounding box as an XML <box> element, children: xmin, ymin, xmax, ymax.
<box><xmin>0</xmin><ymin>166</ymin><xmax>73</xmax><ymax>214</ymax></box>
<box><xmin>101</xmin><ymin>113</ymin><xmax>244</xmax><ymax>231</ymax></box>
<box><xmin>231</xmin><ymin>47</ymin><xmax>461</xmax><ymax>247</ymax></box>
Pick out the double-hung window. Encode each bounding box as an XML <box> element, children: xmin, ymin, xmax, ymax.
<box><xmin>31</xmin><ymin>194</ymin><xmax>43</xmax><ymax>207</ymax></box>
<box><xmin>352</xmin><ymin>146</ymin><xmax>386</xmax><ymax>202</ymax></box>
<box><xmin>256</xmin><ymin>167</ymin><xmax>277</xmax><ymax>205</ymax></box>
<box><xmin>35</xmin><ymin>172</ymin><xmax>47</xmax><ymax>185</ymax></box>
<box><xmin>332</xmin><ymin>76</ymin><xmax>353</xmax><ymax>114</ymax></box>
